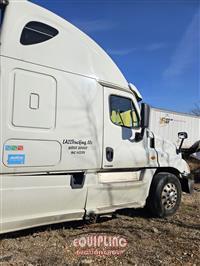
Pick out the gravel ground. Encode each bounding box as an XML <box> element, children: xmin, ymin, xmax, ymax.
<box><xmin>0</xmin><ymin>183</ymin><xmax>199</xmax><ymax>266</ymax></box>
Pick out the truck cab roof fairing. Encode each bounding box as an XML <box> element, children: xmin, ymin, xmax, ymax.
<box><xmin>0</xmin><ymin>0</ymin><xmax>129</xmax><ymax>89</ymax></box>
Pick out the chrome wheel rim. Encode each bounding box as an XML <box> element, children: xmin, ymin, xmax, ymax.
<box><xmin>161</xmin><ymin>183</ymin><xmax>178</xmax><ymax>210</ymax></box>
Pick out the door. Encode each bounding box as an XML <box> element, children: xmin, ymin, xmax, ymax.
<box><xmin>103</xmin><ymin>87</ymin><xmax>149</xmax><ymax>169</ymax></box>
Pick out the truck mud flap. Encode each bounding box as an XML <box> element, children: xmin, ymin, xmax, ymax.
<box><xmin>179</xmin><ymin>177</ymin><xmax>194</xmax><ymax>194</ymax></box>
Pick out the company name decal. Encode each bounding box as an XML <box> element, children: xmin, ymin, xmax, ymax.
<box><xmin>160</xmin><ymin>116</ymin><xmax>173</xmax><ymax>125</ymax></box>
<box><xmin>63</xmin><ymin>139</ymin><xmax>93</xmax><ymax>155</ymax></box>
<box><xmin>160</xmin><ymin>115</ymin><xmax>186</xmax><ymax>125</ymax></box>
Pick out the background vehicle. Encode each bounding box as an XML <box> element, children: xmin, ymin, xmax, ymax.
<box><xmin>149</xmin><ymin>107</ymin><xmax>200</xmax><ymax>159</ymax></box>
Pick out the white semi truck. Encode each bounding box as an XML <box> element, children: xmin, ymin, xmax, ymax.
<box><xmin>0</xmin><ymin>0</ymin><xmax>193</xmax><ymax>234</ymax></box>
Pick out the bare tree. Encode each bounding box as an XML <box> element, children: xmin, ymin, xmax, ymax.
<box><xmin>191</xmin><ymin>103</ymin><xmax>200</xmax><ymax>116</ymax></box>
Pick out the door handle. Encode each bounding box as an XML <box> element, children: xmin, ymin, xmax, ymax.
<box><xmin>106</xmin><ymin>147</ymin><xmax>114</xmax><ymax>162</ymax></box>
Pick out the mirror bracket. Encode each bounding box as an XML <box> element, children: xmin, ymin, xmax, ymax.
<box><xmin>177</xmin><ymin>132</ymin><xmax>188</xmax><ymax>154</ymax></box>
<box><xmin>135</xmin><ymin>103</ymin><xmax>150</xmax><ymax>141</ymax></box>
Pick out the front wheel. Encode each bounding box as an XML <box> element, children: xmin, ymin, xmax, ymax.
<box><xmin>146</xmin><ymin>172</ymin><xmax>182</xmax><ymax>218</ymax></box>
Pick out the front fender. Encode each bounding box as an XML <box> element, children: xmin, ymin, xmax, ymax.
<box><xmin>154</xmin><ymin>136</ymin><xmax>190</xmax><ymax>174</ymax></box>
<box><xmin>173</xmin><ymin>158</ymin><xmax>190</xmax><ymax>175</ymax></box>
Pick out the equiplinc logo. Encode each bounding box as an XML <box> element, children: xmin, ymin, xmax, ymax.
<box><xmin>67</xmin><ymin>230</ymin><xmax>133</xmax><ymax>256</ymax></box>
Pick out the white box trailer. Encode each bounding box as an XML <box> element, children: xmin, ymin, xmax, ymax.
<box><xmin>0</xmin><ymin>0</ymin><xmax>193</xmax><ymax>234</ymax></box>
<box><xmin>149</xmin><ymin>107</ymin><xmax>200</xmax><ymax>148</ymax></box>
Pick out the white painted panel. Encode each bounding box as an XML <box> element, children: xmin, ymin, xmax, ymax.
<box><xmin>86</xmin><ymin>169</ymin><xmax>156</xmax><ymax>215</ymax></box>
<box><xmin>0</xmin><ymin>56</ymin><xmax>103</xmax><ymax>174</ymax></box>
<box><xmin>0</xmin><ymin>174</ymin><xmax>86</xmax><ymax>233</ymax></box>
<box><xmin>12</xmin><ymin>69</ymin><xmax>57</xmax><ymax>129</ymax></box>
<box><xmin>3</xmin><ymin>139</ymin><xmax>61</xmax><ymax>167</ymax></box>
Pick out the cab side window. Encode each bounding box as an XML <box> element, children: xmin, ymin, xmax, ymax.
<box><xmin>20</xmin><ymin>21</ymin><xmax>59</xmax><ymax>45</ymax></box>
<box><xmin>110</xmin><ymin>95</ymin><xmax>140</xmax><ymax>128</ymax></box>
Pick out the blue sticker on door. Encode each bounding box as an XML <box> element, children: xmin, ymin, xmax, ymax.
<box><xmin>8</xmin><ymin>154</ymin><xmax>25</xmax><ymax>165</ymax></box>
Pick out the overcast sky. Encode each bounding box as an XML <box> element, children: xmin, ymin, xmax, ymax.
<box><xmin>31</xmin><ymin>0</ymin><xmax>199</xmax><ymax>113</ymax></box>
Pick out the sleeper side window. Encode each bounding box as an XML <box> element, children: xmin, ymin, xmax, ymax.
<box><xmin>20</xmin><ymin>21</ymin><xmax>59</xmax><ymax>45</ymax></box>
<box><xmin>110</xmin><ymin>95</ymin><xmax>140</xmax><ymax>128</ymax></box>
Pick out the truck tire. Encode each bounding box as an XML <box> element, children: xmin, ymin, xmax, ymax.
<box><xmin>146</xmin><ymin>172</ymin><xmax>182</xmax><ymax>218</ymax></box>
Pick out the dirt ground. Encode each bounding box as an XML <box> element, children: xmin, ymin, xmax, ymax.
<box><xmin>0</xmin><ymin>181</ymin><xmax>199</xmax><ymax>266</ymax></box>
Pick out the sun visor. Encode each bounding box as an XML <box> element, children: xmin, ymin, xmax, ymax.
<box><xmin>129</xmin><ymin>83</ymin><xmax>143</xmax><ymax>102</ymax></box>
